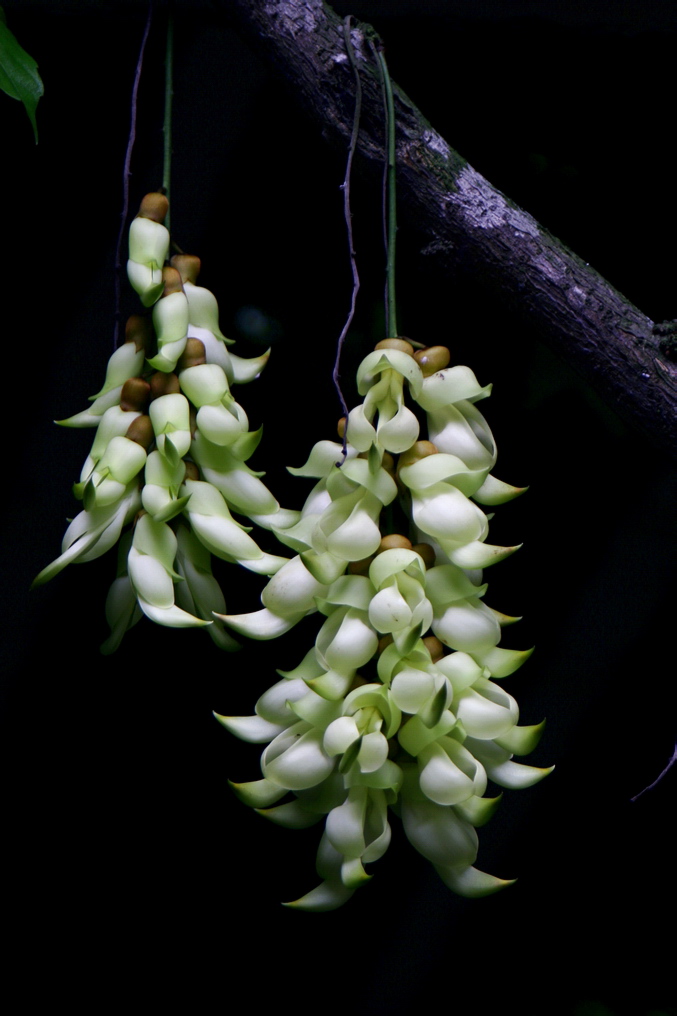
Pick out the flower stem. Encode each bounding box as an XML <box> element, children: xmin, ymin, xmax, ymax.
<box><xmin>163</xmin><ymin>8</ymin><xmax>174</xmax><ymax>232</ymax></box>
<box><xmin>375</xmin><ymin>44</ymin><xmax>397</xmax><ymax>338</ymax></box>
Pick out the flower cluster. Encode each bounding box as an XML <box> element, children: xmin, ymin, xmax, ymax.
<box><xmin>34</xmin><ymin>194</ymin><xmax>287</xmax><ymax>652</ymax></box>
<box><xmin>218</xmin><ymin>338</ymin><xmax>551</xmax><ymax>910</ymax></box>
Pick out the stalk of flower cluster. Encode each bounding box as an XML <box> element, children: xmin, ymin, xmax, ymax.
<box><xmin>34</xmin><ymin>194</ymin><xmax>290</xmax><ymax>653</ymax></box>
<box><xmin>219</xmin><ymin>338</ymin><xmax>551</xmax><ymax>910</ymax></box>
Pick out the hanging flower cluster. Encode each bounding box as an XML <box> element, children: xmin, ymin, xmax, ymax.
<box><xmin>218</xmin><ymin>338</ymin><xmax>551</xmax><ymax>910</ymax></box>
<box><xmin>34</xmin><ymin>193</ymin><xmax>288</xmax><ymax>652</ymax></box>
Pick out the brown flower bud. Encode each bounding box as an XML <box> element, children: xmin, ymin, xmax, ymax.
<box><xmin>414</xmin><ymin>345</ymin><xmax>451</xmax><ymax>377</ymax></box>
<box><xmin>378</xmin><ymin>534</ymin><xmax>412</xmax><ymax>553</ymax></box>
<box><xmin>149</xmin><ymin>371</ymin><xmax>181</xmax><ymax>399</ymax></box>
<box><xmin>422</xmin><ymin>635</ymin><xmax>445</xmax><ymax>662</ymax></box>
<box><xmin>381</xmin><ymin>452</ymin><xmax>396</xmax><ymax>474</ymax></box>
<box><xmin>120</xmin><ymin>377</ymin><xmax>151</xmax><ymax>413</ymax></box>
<box><xmin>125</xmin><ymin>414</ymin><xmax>154</xmax><ymax>448</ymax></box>
<box><xmin>337</xmin><ymin>417</ymin><xmax>347</xmax><ymax>439</ymax></box>
<box><xmin>161</xmin><ymin>265</ymin><xmax>183</xmax><ymax>297</ymax></box>
<box><xmin>177</xmin><ymin>338</ymin><xmax>206</xmax><ymax>371</ymax></box>
<box><xmin>378</xmin><ymin>634</ymin><xmax>394</xmax><ymax>654</ymax></box>
<box><xmin>125</xmin><ymin>314</ymin><xmax>153</xmax><ymax>352</ymax></box>
<box><xmin>374</xmin><ymin>338</ymin><xmax>414</xmax><ymax>356</ymax></box>
<box><xmin>138</xmin><ymin>192</ymin><xmax>169</xmax><ymax>224</ymax></box>
<box><xmin>412</xmin><ymin>542</ymin><xmax>436</xmax><ymax>569</ymax></box>
<box><xmin>398</xmin><ymin>440</ymin><xmax>438</xmax><ymax>470</ymax></box>
<box><xmin>171</xmin><ymin>254</ymin><xmax>201</xmax><ymax>285</ymax></box>
<box><xmin>183</xmin><ymin>460</ymin><xmax>200</xmax><ymax>481</ymax></box>
<box><xmin>348</xmin><ymin>555</ymin><xmax>375</xmax><ymax>576</ymax></box>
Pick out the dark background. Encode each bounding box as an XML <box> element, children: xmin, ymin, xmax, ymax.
<box><xmin>1</xmin><ymin>2</ymin><xmax>675</xmax><ymax>1013</ymax></box>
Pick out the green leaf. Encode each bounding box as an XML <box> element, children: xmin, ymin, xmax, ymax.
<box><xmin>0</xmin><ymin>11</ymin><xmax>43</xmax><ymax>143</ymax></box>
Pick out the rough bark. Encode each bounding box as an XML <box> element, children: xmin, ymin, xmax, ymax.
<box><xmin>225</xmin><ymin>0</ymin><xmax>677</xmax><ymax>457</ymax></box>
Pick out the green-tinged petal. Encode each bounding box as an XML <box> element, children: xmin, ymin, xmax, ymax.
<box><xmin>326</xmin><ymin>789</ymin><xmax>367</xmax><ymax>858</ymax></box>
<box><xmin>100</xmin><ymin>574</ymin><xmax>141</xmax><ymax>655</ymax></box>
<box><xmin>56</xmin><ymin>386</ymin><xmax>122</xmax><ymax>428</ymax></box>
<box><xmin>261</xmin><ymin>556</ymin><xmax>328</xmax><ymax>615</ymax></box>
<box><xmin>390</xmin><ymin>666</ymin><xmax>435</xmax><ymax>714</ymax></box>
<box><xmin>496</xmin><ymin>720</ymin><xmax>546</xmax><ymax>755</ymax></box>
<box><xmin>340</xmin><ymin>457</ymin><xmax>398</xmax><ymax>505</ymax></box>
<box><xmin>368</xmin><ymin>584</ymin><xmax>413</xmax><ymax>634</ymax></box>
<box><xmin>262</xmin><ymin>724</ymin><xmax>335</xmax><ymax>790</ymax></box>
<box><xmin>150</xmin><ymin>494</ymin><xmax>192</xmax><ymax>524</ymax></box>
<box><xmin>454</xmin><ymin>680</ymin><xmax>519</xmax><ymax>739</ymax></box>
<box><xmin>418</xmin><ymin>741</ymin><xmax>476</xmax><ymax>806</ymax></box>
<box><xmin>213</xmin><ymin>712</ymin><xmax>285</xmax><ymax>743</ymax></box>
<box><xmin>398</xmin><ymin>710</ymin><xmax>456</xmax><ymax>757</ymax></box>
<box><xmin>435</xmin><ymin>864</ymin><xmax>515</xmax><ymax>897</ymax></box>
<box><xmin>474</xmin><ymin>645</ymin><xmax>534</xmax><ymax>677</ymax></box>
<box><xmin>88</xmin><ymin>342</ymin><xmax>146</xmax><ymax>400</ymax></box>
<box><xmin>230</xmin><ymin>349</ymin><xmax>271</xmax><ymax>384</ymax></box>
<box><xmin>357</xmin><ymin>731</ymin><xmax>389</xmax><ymax>773</ymax></box>
<box><xmin>283</xmin><ymin>879</ymin><xmax>355</xmax><ymax>912</ymax></box>
<box><xmin>229</xmin><ymin>778</ymin><xmax>287</xmax><ymax>808</ymax></box>
<box><xmin>453</xmin><ymin>793</ymin><xmax>502</xmax><ymax>827</ymax></box>
<box><xmin>217</xmin><ymin>607</ymin><xmax>306</xmax><ymax>639</ymax></box>
<box><xmin>473</xmin><ymin>473</ymin><xmax>528</xmax><ymax>505</ymax></box>
<box><xmin>415</xmin><ymin>365</ymin><xmax>491</xmax><ymax>410</ymax></box>
<box><xmin>449</xmin><ymin>540</ymin><xmax>521</xmax><ymax>570</ymax></box>
<box><xmin>485</xmin><ymin>759</ymin><xmax>554</xmax><ymax>789</ymax></box>
<box><xmin>324</xmin><ymin>715</ymin><xmax>361</xmax><ymax>757</ymax></box>
<box><xmin>179</xmin><ymin>363</ymin><xmax>229</xmax><ymax>407</ymax></box>
<box><xmin>126</xmin><ymin>259</ymin><xmax>164</xmax><ymax>307</ymax></box>
<box><xmin>257</xmin><ymin>801</ymin><xmax>322</xmax><ymax>829</ymax></box>
<box><xmin>434</xmin><ymin>598</ymin><xmax>502</xmax><ymax>654</ymax></box>
<box><xmin>137</xmin><ymin>600</ymin><xmax>211</xmax><ymax>628</ymax></box>
<box><xmin>341</xmin><ymin>857</ymin><xmax>371</xmax><ymax>888</ymax></box>
<box><xmin>255</xmin><ymin>677</ymin><xmax>309</xmax><ymax>724</ymax></box>
<box><xmin>128</xmin><ymin>216</ymin><xmax>169</xmax><ymax>270</ymax></box>
<box><xmin>300</xmin><ymin>550</ymin><xmax>348</xmax><ymax>585</ymax></box>
<box><xmin>345</xmin><ymin>404</ymin><xmax>376</xmax><ymax>452</ymax></box>
<box><xmin>317</xmin><ymin>608</ymin><xmax>379</xmax><ymax>673</ymax></box>
<box><xmin>307</xmin><ymin>669</ymin><xmax>354</xmax><ymax>702</ymax></box>
<box><xmin>357</xmin><ymin>349</ymin><xmax>423</xmax><ymax>396</ymax></box>
<box><xmin>401</xmin><ymin>797</ymin><xmax>478</xmax><ymax>868</ymax></box>
<box><xmin>288</xmin><ymin>441</ymin><xmax>349</xmax><ymax>478</ymax></box>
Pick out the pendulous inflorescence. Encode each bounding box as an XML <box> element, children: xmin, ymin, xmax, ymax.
<box><xmin>217</xmin><ymin>337</ymin><xmax>552</xmax><ymax>911</ymax></box>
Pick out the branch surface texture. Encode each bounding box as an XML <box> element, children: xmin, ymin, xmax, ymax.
<box><xmin>226</xmin><ymin>0</ymin><xmax>677</xmax><ymax>457</ymax></box>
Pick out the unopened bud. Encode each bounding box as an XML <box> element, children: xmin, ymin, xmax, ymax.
<box><xmin>375</xmin><ymin>338</ymin><xmax>414</xmax><ymax>356</ymax></box>
<box><xmin>120</xmin><ymin>377</ymin><xmax>151</xmax><ymax>412</ymax></box>
<box><xmin>171</xmin><ymin>254</ymin><xmax>201</xmax><ymax>285</ymax></box>
<box><xmin>422</xmin><ymin>635</ymin><xmax>445</xmax><ymax>662</ymax></box>
<box><xmin>398</xmin><ymin>440</ymin><xmax>438</xmax><ymax>469</ymax></box>
<box><xmin>125</xmin><ymin>414</ymin><xmax>154</xmax><ymax>448</ymax></box>
<box><xmin>125</xmin><ymin>314</ymin><xmax>153</xmax><ymax>352</ymax></box>
<box><xmin>138</xmin><ymin>192</ymin><xmax>169</xmax><ymax>224</ymax></box>
<box><xmin>177</xmin><ymin>338</ymin><xmax>206</xmax><ymax>371</ymax></box>
<box><xmin>412</xmin><ymin>542</ymin><xmax>436</xmax><ymax>568</ymax></box>
<box><xmin>414</xmin><ymin>345</ymin><xmax>451</xmax><ymax>376</ymax></box>
<box><xmin>378</xmin><ymin>534</ymin><xmax>412</xmax><ymax>553</ymax></box>
<box><xmin>149</xmin><ymin>371</ymin><xmax>181</xmax><ymax>400</ymax></box>
<box><xmin>348</xmin><ymin>554</ymin><xmax>374</xmax><ymax>576</ymax></box>
<box><xmin>381</xmin><ymin>452</ymin><xmax>396</xmax><ymax>474</ymax></box>
<box><xmin>183</xmin><ymin>460</ymin><xmax>200</xmax><ymax>481</ymax></box>
<box><xmin>337</xmin><ymin>417</ymin><xmax>347</xmax><ymax>439</ymax></box>
<box><xmin>378</xmin><ymin>634</ymin><xmax>394</xmax><ymax>654</ymax></box>
<box><xmin>161</xmin><ymin>266</ymin><xmax>183</xmax><ymax>297</ymax></box>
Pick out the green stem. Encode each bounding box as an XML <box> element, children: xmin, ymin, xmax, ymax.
<box><xmin>376</xmin><ymin>46</ymin><xmax>397</xmax><ymax>338</ymax></box>
<box><xmin>163</xmin><ymin>10</ymin><xmax>174</xmax><ymax>232</ymax></box>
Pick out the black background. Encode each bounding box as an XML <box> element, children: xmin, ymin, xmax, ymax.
<box><xmin>1</xmin><ymin>2</ymin><xmax>675</xmax><ymax>1013</ymax></box>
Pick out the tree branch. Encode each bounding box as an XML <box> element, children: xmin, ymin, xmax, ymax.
<box><xmin>226</xmin><ymin>0</ymin><xmax>677</xmax><ymax>457</ymax></box>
